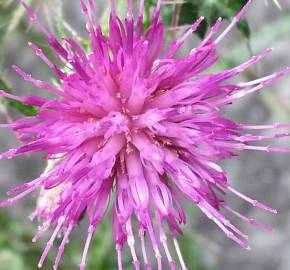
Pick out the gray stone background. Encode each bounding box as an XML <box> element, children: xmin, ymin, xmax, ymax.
<box><xmin>1</xmin><ymin>1</ymin><xmax>290</xmax><ymax>270</ymax></box>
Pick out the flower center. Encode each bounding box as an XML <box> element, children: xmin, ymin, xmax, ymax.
<box><xmin>108</xmin><ymin>111</ymin><xmax>132</xmax><ymax>130</ymax></box>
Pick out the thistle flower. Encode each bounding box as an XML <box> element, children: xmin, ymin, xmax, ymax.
<box><xmin>0</xmin><ymin>0</ymin><xmax>290</xmax><ymax>269</ymax></box>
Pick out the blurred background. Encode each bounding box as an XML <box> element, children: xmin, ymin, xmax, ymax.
<box><xmin>1</xmin><ymin>0</ymin><xmax>290</xmax><ymax>269</ymax></box>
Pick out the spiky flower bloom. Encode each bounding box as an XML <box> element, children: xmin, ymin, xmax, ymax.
<box><xmin>0</xmin><ymin>0</ymin><xmax>290</xmax><ymax>269</ymax></box>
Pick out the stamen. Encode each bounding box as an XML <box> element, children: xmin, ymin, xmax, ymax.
<box><xmin>32</xmin><ymin>221</ymin><xmax>51</xmax><ymax>242</ymax></box>
<box><xmin>20</xmin><ymin>0</ymin><xmax>50</xmax><ymax>37</ymax></box>
<box><xmin>28</xmin><ymin>42</ymin><xmax>65</xmax><ymax>79</ymax></box>
<box><xmin>213</xmin><ymin>217</ymin><xmax>251</xmax><ymax>250</ymax></box>
<box><xmin>152</xmin><ymin>0</ymin><xmax>162</xmax><ymax>21</ymax></box>
<box><xmin>229</xmin><ymin>67</ymin><xmax>290</xmax><ymax>100</ymax></box>
<box><xmin>173</xmin><ymin>237</ymin><xmax>188</xmax><ymax>270</ymax></box>
<box><xmin>139</xmin><ymin>0</ymin><xmax>145</xmax><ymax>17</ymax></box>
<box><xmin>126</xmin><ymin>220</ymin><xmax>141</xmax><ymax>270</ymax></box>
<box><xmin>228</xmin><ymin>186</ymin><xmax>277</xmax><ymax>213</ymax></box>
<box><xmin>226</xmin><ymin>48</ymin><xmax>273</xmax><ymax>77</ymax></box>
<box><xmin>80</xmin><ymin>225</ymin><xmax>96</xmax><ymax>270</ymax></box>
<box><xmin>88</xmin><ymin>0</ymin><xmax>99</xmax><ymax>26</ymax></box>
<box><xmin>0</xmin><ymin>123</ymin><xmax>16</xmax><ymax>129</ymax></box>
<box><xmin>224</xmin><ymin>205</ymin><xmax>274</xmax><ymax>232</ymax></box>
<box><xmin>215</xmin><ymin>0</ymin><xmax>253</xmax><ymax>44</ymax></box>
<box><xmin>116</xmin><ymin>244</ymin><xmax>124</xmax><ymax>270</ymax></box>
<box><xmin>156</xmin><ymin>212</ymin><xmax>175</xmax><ymax>269</ymax></box>
<box><xmin>0</xmin><ymin>90</ymin><xmax>26</xmax><ymax>103</ymax></box>
<box><xmin>53</xmin><ymin>223</ymin><xmax>74</xmax><ymax>270</ymax></box>
<box><xmin>80</xmin><ymin>0</ymin><xmax>88</xmax><ymax>13</ymax></box>
<box><xmin>20</xmin><ymin>0</ymin><xmax>68</xmax><ymax>59</ymax></box>
<box><xmin>165</xmin><ymin>17</ymin><xmax>205</xmax><ymax>58</ymax></box>
<box><xmin>222</xmin><ymin>219</ymin><xmax>248</xmax><ymax>239</ymax></box>
<box><xmin>127</xmin><ymin>0</ymin><xmax>133</xmax><ymax>19</ymax></box>
<box><xmin>136</xmin><ymin>0</ymin><xmax>145</xmax><ymax>40</ymax></box>
<box><xmin>180</xmin><ymin>17</ymin><xmax>205</xmax><ymax>44</ymax></box>
<box><xmin>233</xmin><ymin>132</ymin><xmax>290</xmax><ymax>143</ymax></box>
<box><xmin>0</xmin><ymin>184</ymin><xmax>40</xmax><ymax>207</ymax></box>
<box><xmin>248</xmin><ymin>145</ymin><xmax>290</xmax><ymax>153</ymax></box>
<box><xmin>110</xmin><ymin>0</ymin><xmax>116</xmax><ymax>16</ymax></box>
<box><xmin>38</xmin><ymin>217</ymin><xmax>65</xmax><ymax>268</ymax></box>
<box><xmin>240</xmin><ymin>123</ymin><xmax>290</xmax><ymax>130</ymax></box>
<box><xmin>145</xmin><ymin>214</ymin><xmax>163</xmax><ymax>270</ymax></box>
<box><xmin>198</xmin><ymin>17</ymin><xmax>222</xmax><ymax>48</ymax></box>
<box><xmin>12</xmin><ymin>65</ymin><xmax>64</xmax><ymax>96</ymax></box>
<box><xmin>214</xmin><ymin>66</ymin><xmax>290</xmax><ymax>106</ymax></box>
<box><xmin>80</xmin><ymin>0</ymin><xmax>96</xmax><ymax>36</ymax></box>
<box><xmin>214</xmin><ymin>141</ymin><xmax>290</xmax><ymax>154</ymax></box>
<box><xmin>139</xmin><ymin>228</ymin><xmax>152</xmax><ymax>270</ymax></box>
<box><xmin>238</xmin><ymin>72</ymin><xmax>282</xmax><ymax>87</ymax></box>
<box><xmin>156</xmin><ymin>0</ymin><xmax>162</xmax><ymax>11</ymax></box>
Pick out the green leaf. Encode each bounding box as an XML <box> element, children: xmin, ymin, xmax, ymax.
<box><xmin>178</xmin><ymin>0</ymin><xmax>251</xmax><ymax>39</ymax></box>
<box><xmin>0</xmin><ymin>78</ymin><xmax>38</xmax><ymax>116</ymax></box>
<box><xmin>179</xmin><ymin>1</ymin><xmax>208</xmax><ymax>38</ymax></box>
<box><xmin>237</xmin><ymin>19</ymin><xmax>250</xmax><ymax>39</ymax></box>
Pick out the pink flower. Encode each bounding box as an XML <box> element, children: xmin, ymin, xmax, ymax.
<box><xmin>0</xmin><ymin>0</ymin><xmax>290</xmax><ymax>269</ymax></box>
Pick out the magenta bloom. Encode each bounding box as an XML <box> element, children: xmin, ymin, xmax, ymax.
<box><xmin>1</xmin><ymin>0</ymin><xmax>290</xmax><ymax>269</ymax></box>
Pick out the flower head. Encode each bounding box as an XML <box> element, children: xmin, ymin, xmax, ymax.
<box><xmin>0</xmin><ymin>0</ymin><xmax>290</xmax><ymax>269</ymax></box>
